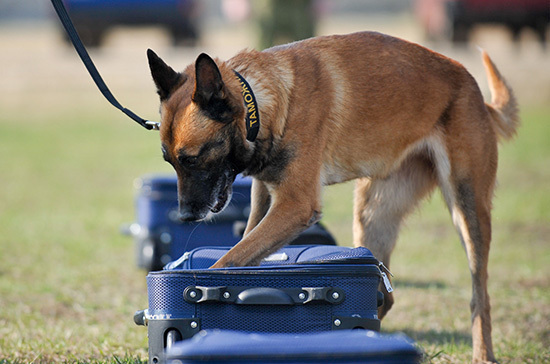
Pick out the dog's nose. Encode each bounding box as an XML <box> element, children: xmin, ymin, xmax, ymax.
<box><xmin>179</xmin><ymin>210</ymin><xmax>198</xmax><ymax>222</ymax></box>
<box><xmin>178</xmin><ymin>206</ymin><xmax>200</xmax><ymax>222</ymax></box>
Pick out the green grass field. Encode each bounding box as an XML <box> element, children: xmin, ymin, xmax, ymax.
<box><xmin>0</xmin><ymin>101</ymin><xmax>548</xmax><ymax>363</ymax></box>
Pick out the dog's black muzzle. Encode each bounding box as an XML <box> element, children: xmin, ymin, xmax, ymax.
<box><xmin>176</xmin><ymin>168</ymin><xmax>236</xmax><ymax>222</ymax></box>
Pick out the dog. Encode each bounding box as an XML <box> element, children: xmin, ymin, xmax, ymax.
<box><xmin>147</xmin><ymin>31</ymin><xmax>518</xmax><ymax>363</ymax></box>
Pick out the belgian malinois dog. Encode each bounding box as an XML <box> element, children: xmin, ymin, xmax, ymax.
<box><xmin>147</xmin><ymin>31</ymin><xmax>518</xmax><ymax>363</ymax></box>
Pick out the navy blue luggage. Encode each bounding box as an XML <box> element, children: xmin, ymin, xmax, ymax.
<box><xmin>135</xmin><ymin>245</ymin><xmax>385</xmax><ymax>364</ymax></box>
<box><xmin>165</xmin><ymin>330</ymin><xmax>422</xmax><ymax>364</ymax></box>
<box><xmin>127</xmin><ymin>174</ymin><xmax>251</xmax><ymax>271</ymax></box>
<box><xmin>124</xmin><ymin>174</ymin><xmax>336</xmax><ymax>271</ymax></box>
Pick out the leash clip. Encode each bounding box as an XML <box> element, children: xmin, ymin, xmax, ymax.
<box><xmin>145</xmin><ymin>121</ymin><xmax>161</xmax><ymax>130</ymax></box>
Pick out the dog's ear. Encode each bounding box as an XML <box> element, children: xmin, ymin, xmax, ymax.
<box><xmin>193</xmin><ymin>53</ymin><xmax>223</xmax><ymax>104</ymax></box>
<box><xmin>193</xmin><ymin>53</ymin><xmax>234</xmax><ymax>123</ymax></box>
<box><xmin>147</xmin><ymin>49</ymin><xmax>183</xmax><ymax>101</ymax></box>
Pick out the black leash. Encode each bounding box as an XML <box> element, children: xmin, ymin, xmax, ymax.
<box><xmin>50</xmin><ymin>0</ymin><xmax>157</xmax><ymax>130</ymax></box>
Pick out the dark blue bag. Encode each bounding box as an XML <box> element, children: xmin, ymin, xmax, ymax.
<box><xmin>135</xmin><ymin>245</ymin><xmax>384</xmax><ymax>364</ymax></box>
<box><xmin>129</xmin><ymin>174</ymin><xmax>252</xmax><ymax>271</ymax></box>
<box><xmin>125</xmin><ymin>174</ymin><xmax>336</xmax><ymax>271</ymax></box>
<box><xmin>166</xmin><ymin>329</ymin><xmax>422</xmax><ymax>364</ymax></box>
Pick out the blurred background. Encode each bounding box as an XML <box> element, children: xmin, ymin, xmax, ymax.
<box><xmin>1</xmin><ymin>0</ymin><xmax>549</xmax><ymax>116</ymax></box>
<box><xmin>0</xmin><ymin>0</ymin><xmax>548</xmax><ymax>362</ymax></box>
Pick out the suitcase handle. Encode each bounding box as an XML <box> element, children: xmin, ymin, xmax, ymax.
<box><xmin>184</xmin><ymin>286</ymin><xmax>345</xmax><ymax>305</ymax></box>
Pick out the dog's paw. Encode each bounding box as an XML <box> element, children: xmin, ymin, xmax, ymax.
<box><xmin>210</xmin><ymin>259</ymin><xmax>237</xmax><ymax>269</ymax></box>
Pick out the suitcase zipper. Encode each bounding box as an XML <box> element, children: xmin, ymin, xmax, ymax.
<box><xmin>163</xmin><ymin>251</ymin><xmax>191</xmax><ymax>270</ymax></box>
<box><xmin>379</xmin><ymin>262</ymin><xmax>394</xmax><ymax>293</ymax></box>
<box><xmin>378</xmin><ymin>261</ymin><xmax>393</xmax><ymax>277</ymax></box>
<box><xmin>380</xmin><ymin>272</ymin><xmax>394</xmax><ymax>293</ymax></box>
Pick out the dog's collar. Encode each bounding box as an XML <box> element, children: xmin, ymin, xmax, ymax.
<box><xmin>234</xmin><ymin>70</ymin><xmax>260</xmax><ymax>142</ymax></box>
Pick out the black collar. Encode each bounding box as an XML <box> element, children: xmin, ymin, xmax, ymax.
<box><xmin>234</xmin><ymin>71</ymin><xmax>260</xmax><ymax>142</ymax></box>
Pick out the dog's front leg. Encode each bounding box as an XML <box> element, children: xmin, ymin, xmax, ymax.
<box><xmin>243</xmin><ymin>178</ymin><xmax>271</xmax><ymax>237</ymax></box>
<box><xmin>211</xmin><ymin>179</ymin><xmax>322</xmax><ymax>268</ymax></box>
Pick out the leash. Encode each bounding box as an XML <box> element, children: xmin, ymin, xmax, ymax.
<box><xmin>50</xmin><ymin>0</ymin><xmax>158</xmax><ymax>131</ymax></box>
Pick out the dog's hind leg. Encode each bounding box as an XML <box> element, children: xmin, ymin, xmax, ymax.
<box><xmin>446</xmin><ymin>178</ymin><xmax>496</xmax><ymax>363</ymax></box>
<box><xmin>438</xmin><ymin>158</ymin><xmax>497</xmax><ymax>363</ymax></box>
<box><xmin>353</xmin><ymin>155</ymin><xmax>436</xmax><ymax>319</ymax></box>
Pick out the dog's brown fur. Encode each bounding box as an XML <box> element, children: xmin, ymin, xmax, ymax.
<box><xmin>147</xmin><ymin>31</ymin><xmax>519</xmax><ymax>363</ymax></box>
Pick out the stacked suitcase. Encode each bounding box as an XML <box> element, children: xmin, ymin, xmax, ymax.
<box><xmin>135</xmin><ymin>245</ymin><xmax>420</xmax><ymax>364</ymax></box>
<box><xmin>165</xmin><ymin>330</ymin><xmax>421</xmax><ymax>364</ymax></box>
<box><xmin>131</xmin><ymin>175</ymin><xmax>422</xmax><ymax>363</ymax></box>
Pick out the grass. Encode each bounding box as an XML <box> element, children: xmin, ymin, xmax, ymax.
<box><xmin>0</xmin><ymin>102</ymin><xmax>549</xmax><ymax>363</ymax></box>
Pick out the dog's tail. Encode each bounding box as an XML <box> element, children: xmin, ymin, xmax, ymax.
<box><xmin>481</xmin><ymin>49</ymin><xmax>520</xmax><ymax>142</ymax></box>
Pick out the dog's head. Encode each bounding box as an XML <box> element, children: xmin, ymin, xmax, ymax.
<box><xmin>147</xmin><ymin>50</ymin><xmax>249</xmax><ymax>222</ymax></box>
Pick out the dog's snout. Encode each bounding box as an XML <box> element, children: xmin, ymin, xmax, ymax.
<box><xmin>179</xmin><ymin>211</ymin><xmax>197</xmax><ymax>222</ymax></box>
<box><xmin>178</xmin><ymin>203</ymin><xmax>207</xmax><ymax>222</ymax></box>
<box><xmin>178</xmin><ymin>207</ymin><xmax>200</xmax><ymax>222</ymax></box>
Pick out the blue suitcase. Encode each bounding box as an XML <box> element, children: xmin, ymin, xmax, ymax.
<box><xmin>166</xmin><ymin>330</ymin><xmax>422</xmax><ymax>364</ymax></box>
<box><xmin>129</xmin><ymin>174</ymin><xmax>252</xmax><ymax>271</ymax></box>
<box><xmin>124</xmin><ymin>174</ymin><xmax>336</xmax><ymax>271</ymax></box>
<box><xmin>134</xmin><ymin>245</ymin><xmax>385</xmax><ymax>364</ymax></box>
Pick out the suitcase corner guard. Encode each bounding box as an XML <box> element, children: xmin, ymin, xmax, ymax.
<box><xmin>135</xmin><ymin>309</ymin><xmax>202</xmax><ymax>364</ymax></box>
<box><xmin>183</xmin><ymin>285</ymin><xmax>345</xmax><ymax>305</ymax></box>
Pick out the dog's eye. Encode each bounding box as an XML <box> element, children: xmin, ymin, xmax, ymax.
<box><xmin>179</xmin><ymin>155</ymin><xmax>199</xmax><ymax>167</ymax></box>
